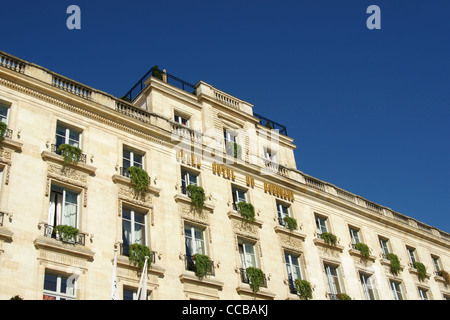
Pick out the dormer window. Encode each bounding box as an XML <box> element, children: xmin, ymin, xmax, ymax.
<box><xmin>175</xmin><ymin>114</ymin><xmax>190</xmax><ymax>127</ymax></box>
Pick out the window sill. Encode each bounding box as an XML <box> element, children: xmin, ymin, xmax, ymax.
<box><xmin>112</xmin><ymin>174</ymin><xmax>161</xmax><ymax>196</ymax></box>
<box><xmin>34</xmin><ymin>235</ymin><xmax>95</xmax><ymax>261</ymax></box>
<box><xmin>179</xmin><ymin>272</ymin><xmax>224</xmax><ymax>290</ymax></box>
<box><xmin>236</xmin><ymin>285</ymin><xmax>276</xmax><ymax>300</ymax></box>
<box><xmin>116</xmin><ymin>254</ymin><xmax>165</xmax><ymax>278</ymax></box>
<box><xmin>227</xmin><ymin>210</ymin><xmax>263</xmax><ymax>228</ymax></box>
<box><xmin>41</xmin><ymin>150</ymin><xmax>96</xmax><ymax>176</ymax></box>
<box><xmin>313</xmin><ymin>238</ymin><xmax>344</xmax><ymax>252</ymax></box>
<box><xmin>274</xmin><ymin>225</ymin><xmax>306</xmax><ymax>241</ymax></box>
<box><xmin>348</xmin><ymin>248</ymin><xmax>376</xmax><ymax>262</ymax></box>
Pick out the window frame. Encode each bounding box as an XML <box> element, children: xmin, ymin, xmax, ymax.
<box><xmin>55</xmin><ymin>123</ymin><xmax>82</xmax><ymax>149</ymax></box>
<box><xmin>277</xmin><ymin>201</ymin><xmax>291</xmax><ymax>228</ymax></box>
<box><xmin>349</xmin><ymin>227</ymin><xmax>361</xmax><ymax>245</ymax></box>
<box><xmin>315</xmin><ymin>214</ymin><xmax>328</xmax><ymax>235</ymax></box>
<box><xmin>48</xmin><ymin>184</ymin><xmax>80</xmax><ymax>230</ymax></box>
<box><xmin>324</xmin><ymin>263</ymin><xmax>343</xmax><ymax>298</ymax></box>
<box><xmin>0</xmin><ymin>104</ymin><xmax>9</xmax><ymax>125</ymax></box>
<box><xmin>181</xmin><ymin>168</ymin><xmax>199</xmax><ymax>195</ymax></box>
<box><xmin>121</xmin><ymin>206</ymin><xmax>148</xmax><ymax>256</ymax></box>
<box><xmin>406</xmin><ymin>246</ymin><xmax>418</xmax><ymax>266</ymax></box>
<box><xmin>390</xmin><ymin>280</ymin><xmax>404</xmax><ymax>300</ymax></box>
<box><xmin>184</xmin><ymin>223</ymin><xmax>206</xmax><ymax>257</ymax></box>
<box><xmin>43</xmin><ymin>271</ymin><xmax>77</xmax><ymax>300</ymax></box>
<box><xmin>238</xmin><ymin>239</ymin><xmax>258</xmax><ymax>269</ymax></box>
<box><xmin>231</xmin><ymin>185</ymin><xmax>248</xmax><ymax>211</ymax></box>
<box><xmin>360</xmin><ymin>272</ymin><xmax>377</xmax><ymax>300</ymax></box>
<box><xmin>379</xmin><ymin>237</ymin><xmax>390</xmax><ymax>258</ymax></box>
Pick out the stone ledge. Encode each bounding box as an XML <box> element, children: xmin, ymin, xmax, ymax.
<box><xmin>33</xmin><ymin>235</ymin><xmax>95</xmax><ymax>261</ymax></box>
<box><xmin>41</xmin><ymin>150</ymin><xmax>96</xmax><ymax>176</ymax></box>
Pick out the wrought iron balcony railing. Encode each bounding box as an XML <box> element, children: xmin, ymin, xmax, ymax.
<box><xmin>51</xmin><ymin>144</ymin><xmax>87</xmax><ymax>164</ymax></box>
<box><xmin>43</xmin><ymin>224</ymin><xmax>86</xmax><ymax>246</ymax></box>
<box><xmin>120</xmin><ymin>243</ymin><xmax>156</xmax><ymax>264</ymax></box>
<box><xmin>253</xmin><ymin>112</ymin><xmax>288</xmax><ymax>136</ymax></box>
<box><xmin>184</xmin><ymin>255</ymin><xmax>215</xmax><ymax>276</ymax></box>
<box><xmin>1</xmin><ymin>128</ymin><xmax>13</xmax><ymax>140</ymax></box>
<box><xmin>239</xmin><ymin>268</ymin><xmax>268</xmax><ymax>288</ymax></box>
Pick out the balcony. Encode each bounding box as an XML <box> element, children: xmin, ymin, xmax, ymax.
<box><xmin>253</xmin><ymin>112</ymin><xmax>288</xmax><ymax>136</ymax></box>
<box><xmin>120</xmin><ymin>243</ymin><xmax>156</xmax><ymax>262</ymax></box>
<box><xmin>43</xmin><ymin>224</ymin><xmax>86</xmax><ymax>246</ymax></box>
<box><xmin>51</xmin><ymin>144</ymin><xmax>87</xmax><ymax>164</ymax></box>
<box><xmin>1</xmin><ymin>128</ymin><xmax>13</xmax><ymax>140</ymax></box>
<box><xmin>184</xmin><ymin>255</ymin><xmax>215</xmax><ymax>277</ymax></box>
<box><xmin>239</xmin><ymin>268</ymin><xmax>268</xmax><ymax>288</ymax></box>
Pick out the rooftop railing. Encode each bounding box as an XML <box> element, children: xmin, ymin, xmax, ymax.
<box><xmin>253</xmin><ymin>112</ymin><xmax>288</xmax><ymax>136</ymax></box>
<box><xmin>122</xmin><ymin>66</ymin><xmax>196</xmax><ymax>102</ymax></box>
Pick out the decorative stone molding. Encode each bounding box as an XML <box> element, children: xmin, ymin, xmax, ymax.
<box><xmin>236</xmin><ymin>285</ymin><xmax>276</xmax><ymax>300</ymax></box>
<box><xmin>33</xmin><ymin>235</ymin><xmax>95</xmax><ymax>265</ymax></box>
<box><xmin>41</xmin><ymin>151</ymin><xmax>96</xmax><ymax>176</ymax></box>
<box><xmin>274</xmin><ymin>226</ymin><xmax>306</xmax><ymax>253</ymax></box>
<box><xmin>228</xmin><ymin>210</ymin><xmax>262</xmax><ymax>240</ymax></box>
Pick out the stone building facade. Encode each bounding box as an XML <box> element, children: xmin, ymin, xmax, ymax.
<box><xmin>0</xmin><ymin>51</ymin><xmax>449</xmax><ymax>300</ymax></box>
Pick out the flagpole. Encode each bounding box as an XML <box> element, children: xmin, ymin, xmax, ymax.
<box><xmin>111</xmin><ymin>247</ymin><xmax>119</xmax><ymax>300</ymax></box>
<box><xmin>136</xmin><ymin>256</ymin><xmax>149</xmax><ymax>300</ymax></box>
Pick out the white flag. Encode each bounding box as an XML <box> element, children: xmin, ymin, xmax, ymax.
<box><xmin>111</xmin><ymin>249</ymin><xmax>119</xmax><ymax>300</ymax></box>
<box><xmin>137</xmin><ymin>256</ymin><xmax>149</xmax><ymax>300</ymax></box>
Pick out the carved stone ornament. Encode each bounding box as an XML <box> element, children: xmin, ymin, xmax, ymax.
<box><xmin>118</xmin><ymin>185</ymin><xmax>153</xmax><ymax>208</ymax></box>
<box><xmin>232</xmin><ymin>220</ymin><xmax>259</xmax><ymax>240</ymax></box>
<box><xmin>47</xmin><ymin>164</ymin><xmax>88</xmax><ymax>187</ymax></box>
<box><xmin>179</xmin><ymin>202</ymin><xmax>209</xmax><ymax>225</ymax></box>
<box><xmin>278</xmin><ymin>233</ymin><xmax>303</xmax><ymax>253</ymax></box>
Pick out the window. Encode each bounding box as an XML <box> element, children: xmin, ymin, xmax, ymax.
<box><xmin>122</xmin><ymin>148</ymin><xmax>143</xmax><ymax>177</ymax></box>
<box><xmin>360</xmin><ymin>273</ymin><xmax>377</xmax><ymax>300</ymax></box>
<box><xmin>418</xmin><ymin>287</ymin><xmax>430</xmax><ymax>300</ymax></box>
<box><xmin>407</xmin><ymin>247</ymin><xmax>417</xmax><ymax>266</ymax></box>
<box><xmin>184</xmin><ymin>224</ymin><xmax>206</xmax><ymax>257</ymax></box>
<box><xmin>315</xmin><ymin>215</ymin><xmax>328</xmax><ymax>235</ymax></box>
<box><xmin>56</xmin><ymin>124</ymin><xmax>81</xmax><ymax>149</ymax></box>
<box><xmin>349</xmin><ymin>227</ymin><xmax>361</xmax><ymax>245</ymax></box>
<box><xmin>238</xmin><ymin>240</ymin><xmax>257</xmax><ymax>269</ymax></box>
<box><xmin>285</xmin><ymin>253</ymin><xmax>302</xmax><ymax>293</ymax></box>
<box><xmin>43</xmin><ymin>272</ymin><xmax>76</xmax><ymax>300</ymax></box>
<box><xmin>0</xmin><ymin>104</ymin><xmax>9</xmax><ymax>124</ymax></box>
<box><xmin>379</xmin><ymin>237</ymin><xmax>390</xmax><ymax>258</ymax></box>
<box><xmin>0</xmin><ymin>168</ymin><xmax>3</xmax><ymax>194</ymax></box>
<box><xmin>48</xmin><ymin>185</ymin><xmax>79</xmax><ymax>231</ymax></box>
<box><xmin>174</xmin><ymin>114</ymin><xmax>190</xmax><ymax>127</ymax></box>
<box><xmin>263</xmin><ymin>146</ymin><xmax>276</xmax><ymax>162</ymax></box>
<box><xmin>390</xmin><ymin>280</ymin><xmax>404</xmax><ymax>300</ymax></box>
<box><xmin>181</xmin><ymin>169</ymin><xmax>199</xmax><ymax>195</ymax></box>
<box><xmin>431</xmin><ymin>255</ymin><xmax>442</xmax><ymax>274</ymax></box>
<box><xmin>277</xmin><ymin>202</ymin><xmax>290</xmax><ymax>228</ymax></box>
<box><xmin>122</xmin><ymin>207</ymin><xmax>146</xmax><ymax>256</ymax></box>
<box><xmin>123</xmin><ymin>287</ymin><xmax>150</xmax><ymax>300</ymax></box>
<box><xmin>232</xmin><ymin>186</ymin><xmax>247</xmax><ymax>211</ymax></box>
<box><xmin>224</xmin><ymin>129</ymin><xmax>238</xmax><ymax>157</ymax></box>
<box><xmin>324</xmin><ymin>264</ymin><xmax>343</xmax><ymax>300</ymax></box>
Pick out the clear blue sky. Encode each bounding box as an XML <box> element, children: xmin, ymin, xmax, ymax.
<box><xmin>1</xmin><ymin>1</ymin><xmax>449</xmax><ymax>232</ymax></box>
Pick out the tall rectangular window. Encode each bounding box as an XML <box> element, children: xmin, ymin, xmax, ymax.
<box><xmin>48</xmin><ymin>185</ymin><xmax>79</xmax><ymax>230</ymax></box>
<box><xmin>181</xmin><ymin>169</ymin><xmax>199</xmax><ymax>195</ymax></box>
<box><xmin>379</xmin><ymin>237</ymin><xmax>390</xmax><ymax>258</ymax></box>
<box><xmin>232</xmin><ymin>186</ymin><xmax>247</xmax><ymax>211</ymax></box>
<box><xmin>122</xmin><ymin>148</ymin><xmax>143</xmax><ymax>177</ymax></box>
<box><xmin>324</xmin><ymin>264</ymin><xmax>342</xmax><ymax>300</ymax></box>
<box><xmin>431</xmin><ymin>255</ymin><xmax>442</xmax><ymax>274</ymax></box>
<box><xmin>285</xmin><ymin>252</ymin><xmax>302</xmax><ymax>293</ymax></box>
<box><xmin>122</xmin><ymin>207</ymin><xmax>146</xmax><ymax>256</ymax></box>
<box><xmin>56</xmin><ymin>124</ymin><xmax>81</xmax><ymax>149</ymax></box>
<box><xmin>418</xmin><ymin>287</ymin><xmax>430</xmax><ymax>300</ymax></box>
<box><xmin>43</xmin><ymin>272</ymin><xmax>76</xmax><ymax>300</ymax></box>
<box><xmin>315</xmin><ymin>215</ymin><xmax>328</xmax><ymax>235</ymax></box>
<box><xmin>360</xmin><ymin>273</ymin><xmax>377</xmax><ymax>300</ymax></box>
<box><xmin>407</xmin><ymin>247</ymin><xmax>417</xmax><ymax>266</ymax></box>
<box><xmin>277</xmin><ymin>202</ymin><xmax>290</xmax><ymax>228</ymax></box>
<box><xmin>390</xmin><ymin>280</ymin><xmax>404</xmax><ymax>300</ymax></box>
<box><xmin>0</xmin><ymin>104</ymin><xmax>9</xmax><ymax>124</ymax></box>
<box><xmin>238</xmin><ymin>240</ymin><xmax>257</xmax><ymax>269</ymax></box>
<box><xmin>349</xmin><ymin>227</ymin><xmax>361</xmax><ymax>245</ymax></box>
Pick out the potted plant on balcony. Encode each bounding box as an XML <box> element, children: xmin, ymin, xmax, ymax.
<box><xmin>246</xmin><ymin>267</ymin><xmax>265</xmax><ymax>293</ymax></box>
<box><xmin>386</xmin><ymin>253</ymin><xmax>401</xmax><ymax>275</ymax></box>
<box><xmin>283</xmin><ymin>216</ymin><xmax>298</xmax><ymax>231</ymax></box>
<box><xmin>237</xmin><ymin>202</ymin><xmax>255</xmax><ymax>222</ymax></box>
<box><xmin>0</xmin><ymin>122</ymin><xmax>7</xmax><ymax>142</ymax></box>
<box><xmin>57</xmin><ymin>144</ymin><xmax>82</xmax><ymax>165</ymax></box>
<box><xmin>152</xmin><ymin>65</ymin><xmax>163</xmax><ymax>81</ymax></box>
<box><xmin>128</xmin><ymin>243</ymin><xmax>152</xmax><ymax>270</ymax></box>
<box><xmin>438</xmin><ymin>270</ymin><xmax>450</xmax><ymax>285</ymax></box>
<box><xmin>126</xmin><ymin>166</ymin><xmax>149</xmax><ymax>196</ymax></box>
<box><xmin>354</xmin><ymin>242</ymin><xmax>370</xmax><ymax>259</ymax></box>
<box><xmin>186</xmin><ymin>184</ymin><xmax>205</xmax><ymax>210</ymax></box>
<box><xmin>192</xmin><ymin>254</ymin><xmax>211</xmax><ymax>279</ymax></box>
<box><xmin>321</xmin><ymin>232</ymin><xmax>337</xmax><ymax>246</ymax></box>
<box><xmin>414</xmin><ymin>262</ymin><xmax>428</xmax><ymax>281</ymax></box>
<box><xmin>295</xmin><ymin>279</ymin><xmax>313</xmax><ymax>300</ymax></box>
<box><xmin>54</xmin><ymin>224</ymin><xmax>79</xmax><ymax>244</ymax></box>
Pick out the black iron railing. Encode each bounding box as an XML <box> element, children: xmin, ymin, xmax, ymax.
<box><xmin>185</xmin><ymin>255</ymin><xmax>215</xmax><ymax>276</ymax></box>
<box><xmin>2</xmin><ymin>128</ymin><xmax>13</xmax><ymax>140</ymax></box>
<box><xmin>43</xmin><ymin>224</ymin><xmax>86</xmax><ymax>246</ymax></box>
<box><xmin>239</xmin><ymin>268</ymin><xmax>268</xmax><ymax>288</ymax></box>
<box><xmin>0</xmin><ymin>212</ymin><xmax>4</xmax><ymax>226</ymax></box>
<box><xmin>253</xmin><ymin>112</ymin><xmax>288</xmax><ymax>136</ymax></box>
<box><xmin>122</xmin><ymin>66</ymin><xmax>196</xmax><ymax>102</ymax></box>
<box><xmin>51</xmin><ymin>144</ymin><xmax>87</xmax><ymax>164</ymax></box>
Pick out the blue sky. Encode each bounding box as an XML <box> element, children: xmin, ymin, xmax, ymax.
<box><xmin>1</xmin><ymin>1</ymin><xmax>449</xmax><ymax>232</ymax></box>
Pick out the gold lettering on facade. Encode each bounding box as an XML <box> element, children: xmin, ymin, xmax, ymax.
<box><xmin>264</xmin><ymin>182</ymin><xmax>294</xmax><ymax>202</ymax></box>
<box><xmin>212</xmin><ymin>162</ymin><xmax>235</xmax><ymax>180</ymax></box>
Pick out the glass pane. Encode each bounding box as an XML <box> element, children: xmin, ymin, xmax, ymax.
<box><xmin>123</xmin><ymin>289</ymin><xmax>135</xmax><ymax>301</ymax></box>
<box><xmin>134</xmin><ymin>223</ymin><xmax>144</xmax><ymax>245</ymax></box>
<box><xmin>122</xmin><ymin>219</ymin><xmax>131</xmax><ymax>248</ymax></box>
<box><xmin>68</xmin><ymin>130</ymin><xmax>80</xmax><ymax>147</ymax></box>
<box><xmin>122</xmin><ymin>208</ymin><xmax>131</xmax><ymax>221</ymax></box>
<box><xmin>134</xmin><ymin>212</ymin><xmax>144</xmax><ymax>225</ymax></box>
<box><xmin>44</xmin><ymin>273</ymin><xmax>58</xmax><ymax>292</ymax></box>
<box><xmin>133</xmin><ymin>154</ymin><xmax>143</xmax><ymax>167</ymax></box>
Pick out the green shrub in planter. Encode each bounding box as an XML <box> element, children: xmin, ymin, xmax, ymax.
<box><xmin>283</xmin><ymin>216</ymin><xmax>297</xmax><ymax>231</ymax></box>
<box><xmin>246</xmin><ymin>267</ymin><xmax>265</xmax><ymax>293</ymax></box>
<box><xmin>152</xmin><ymin>66</ymin><xmax>163</xmax><ymax>81</ymax></box>
<box><xmin>386</xmin><ymin>253</ymin><xmax>401</xmax><ymax>275</ymax></box>
<box><xmin>127</xmin><ymin>166</ymin><xmax>149</xmax><ymax>195</ymax></box>
<box><xmin>237</xmin><ymin>202</ymin><xmax>255</xmax><ymax>222</ymax></box>
<box><xmin>0</xmin><ymin>122</ymin><xmax>7</xmax><ymax>142</ymax></box>
<box><xmin>337</xmin><ymin>293</ymin><xmax>351</xmax><ymax>300</ymax></box>
<box><xmin>57</xmin><ymin>144</ymin><xmax>82</xmax><ymax>164</ymax></box>
<box><xmin>186</xmin><ymin>184</ymin><xmax>205</xmax><ymax>210</ymax></box>
<box><xmin>295</xmin><ymin>279</ymin><xmax>313</xmax><ymax>300</ymax></box>
<box><xmin>55</xmin><ymin>225</ymin><xmax>79</xmax><ymax>243</ymax></box>
<box><xmin>321</xmin><ymin>232</ymin><xmax>337</xmax><ymax>245</ymax></box>
<box><xmin>192</xmin><ymin>254</ymin><xmax>211</xmax><ymax>279</ymax></box>
<box><xmin>129</xmin><ymin>243</ymin><xmax>152</xmax><ymax>270</ymax></box>
<box><xmin>354</xmin><ymin>242</ymin><xmax>370</xmax><ymax>259</ymax></box>
<box><xmin>438</xmin><ymin>270</ymin><xmax>450</xmax><ymax>285</ymax></box>
<box><xmin>414</xmin><ymin>262</ymin><xmax>427</xmax><ymax>281</ymax></box>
